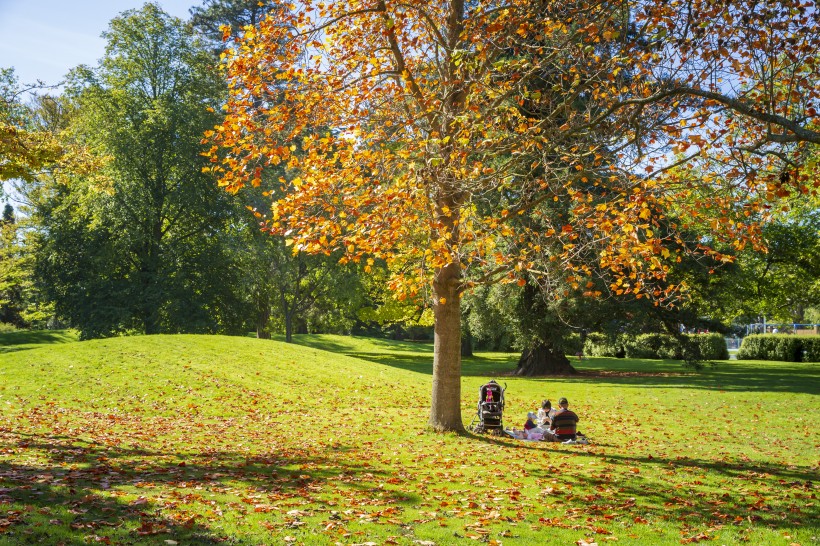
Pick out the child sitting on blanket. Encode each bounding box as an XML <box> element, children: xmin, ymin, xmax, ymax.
<box><xmin>537</xmin><ymin>399</ymin><xmax>554</xmax><ymax>427</ymax></box>
<box><xmin>524</xmin><ymin>411</ymin><xmax>539</xmax><ymax>431</ymax></box>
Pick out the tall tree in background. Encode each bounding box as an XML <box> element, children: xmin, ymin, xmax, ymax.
<box><xmin>190</xmin><ymin>0</ymin><xmax>273</xmax><ymax>47</ymax></box>
<box><xmin>190</xmin><ymin>0</ymin><xmax>336</xmax><ymax>342</ymax></box>
<box><xmin>208</xmin><ymin>0</ymin><xmax>820</xmax><ymax>431</ymax></box>
<box><xmin>33</xmin><ymin>3</ymin><xmax>245</xmax><ymax>338</ymax></box>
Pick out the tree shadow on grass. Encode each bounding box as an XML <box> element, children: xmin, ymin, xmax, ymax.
<box><xmin>0</xmin><ymin>330</ymin><xmax>78</xmax><ymax>354</ymax></box>
<box><xmin>544</xmin><ymin>449</ymin><xmax>818</xmax><ymax>533</ymax></box>
<box><xmin>468</xmin><ymin>431</ymin><xmax>817</xmax><ymax>535</ymax></box>
<box><xmin>0</xmin><ymin>431</ymin><xmax>417</xmax><ymax>545</ymax></box>
<box><xmin>307</xmin><ymin>337</ymin><xmax>820</xmax><ymax>397</ymax></box>
<box><xmin>316</xmin><ymin>351</ymin><xmax>518</xmax><ymax>379</ymax></box>
<box><xmin>285</xmin><ymin>334</ymin><xmax>434</xmax><ymax>355</ymax></box>
<box><xmin>526</xmin><ymin>363</ymin><xmax>820</xmax><ymax>395</ymax></box>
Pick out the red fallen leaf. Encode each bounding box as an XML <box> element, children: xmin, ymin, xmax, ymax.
<box><xmin>634</xmin><ymin>517</ymin><xmax>648</xmax><ymax>524</ymax></box>
<box><xmin>136</xmin><ymin>521</ymin><xmax>157</xmax><ymax>536</ymax></box>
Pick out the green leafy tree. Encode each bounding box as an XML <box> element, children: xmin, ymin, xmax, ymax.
<box><xmin>32</xmin><ymin>3</ymin><xmax>246</xmax><ymax>338</ymax></box>
<box><xmin>689</xmin><ymin>208</ymin><xmax>820</xmax><ymax>326</ymax></box>
<box><xmin>189</xmin><ymin>0</ymin><xmax>274</xmax><ymax>49</ymax></box>
<box><xmin>0</xmin><ymin>204</ymin><xmax>25</xmax><ymax>326</ymax></box>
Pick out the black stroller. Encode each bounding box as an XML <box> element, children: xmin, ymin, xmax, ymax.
<box><xmin>469</xmin><ymin>380</ymin><xmax>506</xmax><ymax>434</ymax></box>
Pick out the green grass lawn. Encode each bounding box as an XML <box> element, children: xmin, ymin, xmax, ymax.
<box><xmin>0</xmin><ymin>332</ymin><xmax>817</xmax><ymax>545</ymax></box>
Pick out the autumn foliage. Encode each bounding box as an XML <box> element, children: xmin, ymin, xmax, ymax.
<box><xmin>206</xmin><ymin>0</ymin><xmax>820</xmax><ymax>430</ymax></box>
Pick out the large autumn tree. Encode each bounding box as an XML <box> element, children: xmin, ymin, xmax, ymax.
<box><xmin>207</xmin><ymin>0</ymin><xmax>820</xmax><ymax>431</ymax></box>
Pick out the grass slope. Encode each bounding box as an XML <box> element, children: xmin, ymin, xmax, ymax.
<box><xmin>0</xmin><ymin>332</ymin><xmax>817</xmax><ymax>545</ymax></box>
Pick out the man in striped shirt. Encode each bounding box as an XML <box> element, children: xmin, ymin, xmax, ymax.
<box><xmin>548</xmin><ymin>397</ymin><xmax>579</xmax><ymax>441</ymax></box>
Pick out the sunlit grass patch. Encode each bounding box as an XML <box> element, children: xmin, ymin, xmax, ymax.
<box><xmin>0</xmin><ymin>333</ymin><xmax>817</xmax><ymax>545</ymax></box>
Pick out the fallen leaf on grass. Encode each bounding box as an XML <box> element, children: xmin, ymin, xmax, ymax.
<box><xmin>681</xmin><ymin>532</ymin><xmax>711</xmax><ymax>543</ymax></box>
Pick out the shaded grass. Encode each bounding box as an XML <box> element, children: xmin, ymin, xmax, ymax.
<box><xmin>0</xmin><ymin>333</ymin><xmax>817</xmax><ymax>545</ymax></box>
<box><xmin>0</xmin><ymin>329</ymin><xmax>78</xmax><ymax>354</ymax></box>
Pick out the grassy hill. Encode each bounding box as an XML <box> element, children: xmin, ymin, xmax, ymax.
<box><xmin>0</xmin><ymin>332</ymin><xmax>817</xmax><ymax>545</ymax></box>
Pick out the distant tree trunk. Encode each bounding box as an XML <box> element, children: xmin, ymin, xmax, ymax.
<box><xmin>515</xmin><ymin>343</ymin><xmax>577</xmax><ymax>376</ymax></box>
<box><xmin>461</xmin><ymin>326</ymin><xmax>473</xmax><ymax>357</ymax></box>
<box><xmin>256</xmin><ymin>295</ymin><xmax>271</xmax><ymax>339</ymax></box>
<box><xmin>284</xmin><ymin>310</ymin><xmax>293</xmax><ymax>343</ymax></box>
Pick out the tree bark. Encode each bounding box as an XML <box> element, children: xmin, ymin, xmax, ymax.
<box><xmin>515</xmin><ymin>343</ymin><xmax>578</xmax><ymax>376</ymax></box>
<box><xmin>429</xmin><ymin>260</ymin><xmax>465</xmax><ymax>432</ymax></box>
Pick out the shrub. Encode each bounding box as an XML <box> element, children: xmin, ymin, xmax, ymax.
<box><xmin>584</xmin><ymin>333</ymin><xmax>624</xmax><ymax>357</ymax></box>
<box><xmin>561</xmin><ymin>333</ymin><xmax>584</xmax><ymax>356</ymax></box>
<box><xmin>622</xmin><ymin>333</ymin><xmax>679</xmax><ymax>359</ymax></box>
<box><xmin>737</xmin><ymin>335</ymin><xmax>802</xmax><ymax>362</ymax></box>
<box><xmin>622</xmin><ymin>336</ymin><xmax>657</xmax><ymax>359</ymax></box>
<box><xmin>688</xmin><ymin>333</ymin><xmax>729</xmax><ymax>360</ymax></box>
<box><xmin>0</xmin><ymin>322</ymin><xmax>18</xmax><ymax>333</ymax></box>
<box><xmin>801</xmin><ymin>337</ymin><xmax>820</xmax><ymax>362</ymax></box>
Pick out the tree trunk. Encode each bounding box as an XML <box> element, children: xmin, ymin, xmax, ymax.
<box><xmin>429</xmin><ymin>260</ymin><xmax>465</xmax><ymax>432</ymax></box>
<box><xmin>284</xmin><ymin>311</ymin><xmax>293</xmax><ymax>343</ymax></box>
<box><xmin>515</xmin><ymin>343</ymin><xmax>577</xmax><ymax>376</ymax></box>
<box><xmin>428</xmin><ymin>0</ymin><xmax>467</xmax><ymax>433</ymax></box>
<box><xmin>256</xmin><ymin>295</ymin><xmax>271</xmax><ymax>339</ymax></box>
<box><xmin>461</xmin><ymin>328</ymin><xmax>473</xmax><ymax>357</ymax></box>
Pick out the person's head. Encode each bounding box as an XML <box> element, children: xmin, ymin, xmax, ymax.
<box><xmin>558</xmin><ymin>397</ymin><xmax>569</xmax><ymax>408</ymax></box>
<box><xmin>527</xmin><ymin>411</ymin><xmax>537</xmax><ymax>421</ymax></box>
<box><xmin>541</xmin><ymin>399</ymin><xmax>551</xmax><ymax>410</ymax></box>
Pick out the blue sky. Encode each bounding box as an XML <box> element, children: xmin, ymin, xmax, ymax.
<box><xmin>0</xmin><ymin>0</ymin><xmax>198</xmax><ymax>86</ymax></box>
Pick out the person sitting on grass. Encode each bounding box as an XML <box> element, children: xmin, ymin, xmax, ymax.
<box><xmin>524</xmin><ymin>411</ymin><xmax>540</xmax><ymax>431</ymax></box>
<box><xmin>537</xmin><ymin>399</ymin><xmax>554</xmax><ymax>427</ymax></box>
<box><xmin>548</xmin><ymin>397</ymin><xmax>579</xmax><ymax>442</ymax></box>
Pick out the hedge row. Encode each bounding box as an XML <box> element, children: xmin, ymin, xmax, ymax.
<box><xmin>737</xmin><ymin>334</ymin><xmax>820</xmax><ymax>362</ymax></box>
<box><xmin>579</xmin><ymin>332</ymin><xmax>728</xmax><ymax>361</ymax></box>
<box><xmin>583</xmin><ymin>333</ymin><xmax>624</xmax><ymax>358</ymax></box>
